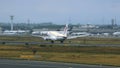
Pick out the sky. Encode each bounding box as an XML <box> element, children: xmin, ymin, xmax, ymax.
<box><xmin>0</xmin><ymin>0</ymin><xmax>120</xmax><ymax>25</ymax></box>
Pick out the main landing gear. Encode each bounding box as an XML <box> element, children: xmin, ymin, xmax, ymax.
<box><xmin>51</xmin><ymin>40</ymin><xmax>64</xmax><ymax>43</ymax></box>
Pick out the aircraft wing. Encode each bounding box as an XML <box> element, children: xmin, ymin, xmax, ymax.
<box><xmin>32</xmin><ymin>34</ymin><xmax>44</xmax><ymax>38</ymax></box>
<box><xmin>67</xmin><ymin>34</ymin><xmax>90</xmax><ymax>39</ymax></box>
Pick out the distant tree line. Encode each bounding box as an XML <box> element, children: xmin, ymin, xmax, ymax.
<box><xmin>0</xmin><ymin>22</ymin><xmax>65</xmax><ymax>31</ymax></box>
<box><xmin>1</xmin><ymin>22</ymin><xmax>120</xmax><ymax>31</ymax></box>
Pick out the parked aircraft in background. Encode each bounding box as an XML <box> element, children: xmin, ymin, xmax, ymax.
<box><xmin>67</xmin><ymin>32</ymin><xmax>90</xmax><ymax>39</ymax></box>
<box><xmin>3</xmin><ymin>30</ymin><xmax>28</xmax><ymax>35</ymax></box>
<box><xmin>113</xmin><ymin>32</ymin><xmax>120</xmax><ymax>36</ymax></box>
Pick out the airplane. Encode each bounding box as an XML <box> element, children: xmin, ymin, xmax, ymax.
<box><xmin>113</xmin><ymin>31</ymin><xmax>120</xmax><ymax>36</ymax></box>
<box><xmin>43</xmin><ymin>24</ymin><xmax>68</xmax><ymax>43</ymax></box>
<box><xmin>32</xmin><ymin>24</ymin><xmax>90</xmax><ymax>43</ymax></box>
<box><xmin>3</xmin><ymin>30</ymin><xmax>27</xmax><ymax>35</ymax></box>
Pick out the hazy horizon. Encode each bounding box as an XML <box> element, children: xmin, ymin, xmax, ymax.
<box><xmin>0</xmin><ymin>0</ymin><xmax>120</xmax><ymax>25</ymax></box>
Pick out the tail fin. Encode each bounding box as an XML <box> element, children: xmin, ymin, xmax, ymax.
<box><xmin>63</xmin><ymin>24</ymin><xmax>68</xmax><ymax>37</ymax></box>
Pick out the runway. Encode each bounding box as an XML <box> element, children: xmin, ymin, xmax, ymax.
<box><xmin>0</xmin><ymin>59</ymin><xmax>117</xmax><ymax>68</ymax></box>
<box><xmin>0</xmin><ymin>41</ymin><xmax>120</xmax><ymax>47</ymax></box>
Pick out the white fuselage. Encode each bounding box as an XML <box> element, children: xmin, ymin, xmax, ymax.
<box><xmin>44</xmin><ymin>31</ymin><xmax>67</xmax><ymax>41</ymax></box>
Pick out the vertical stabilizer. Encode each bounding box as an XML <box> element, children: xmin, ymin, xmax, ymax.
<box><xmin>63</xmin><ymin>24</ymin><xmax>68</xmax><ymax>37</ymax></box>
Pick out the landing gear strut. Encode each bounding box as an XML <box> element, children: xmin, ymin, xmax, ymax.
<box><xmin>51</xmin><ymin>41</ymin><xmax>54</xmax><ymax>43</ymax></box>
<box><xmin>60</xmin><ymin>41</ymin><xmax>64</xmax><ymax>43</ymax></box>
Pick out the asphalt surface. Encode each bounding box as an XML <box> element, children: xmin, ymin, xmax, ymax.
<box><xmin>0</xmin><ymin>41</ymin><xmax>120</xmax><ymax>47</ymax></box>
<box><xmin>0</xmin><ymin>59</ymin><xmax>118</xmax><ymax>68</ymax></box>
